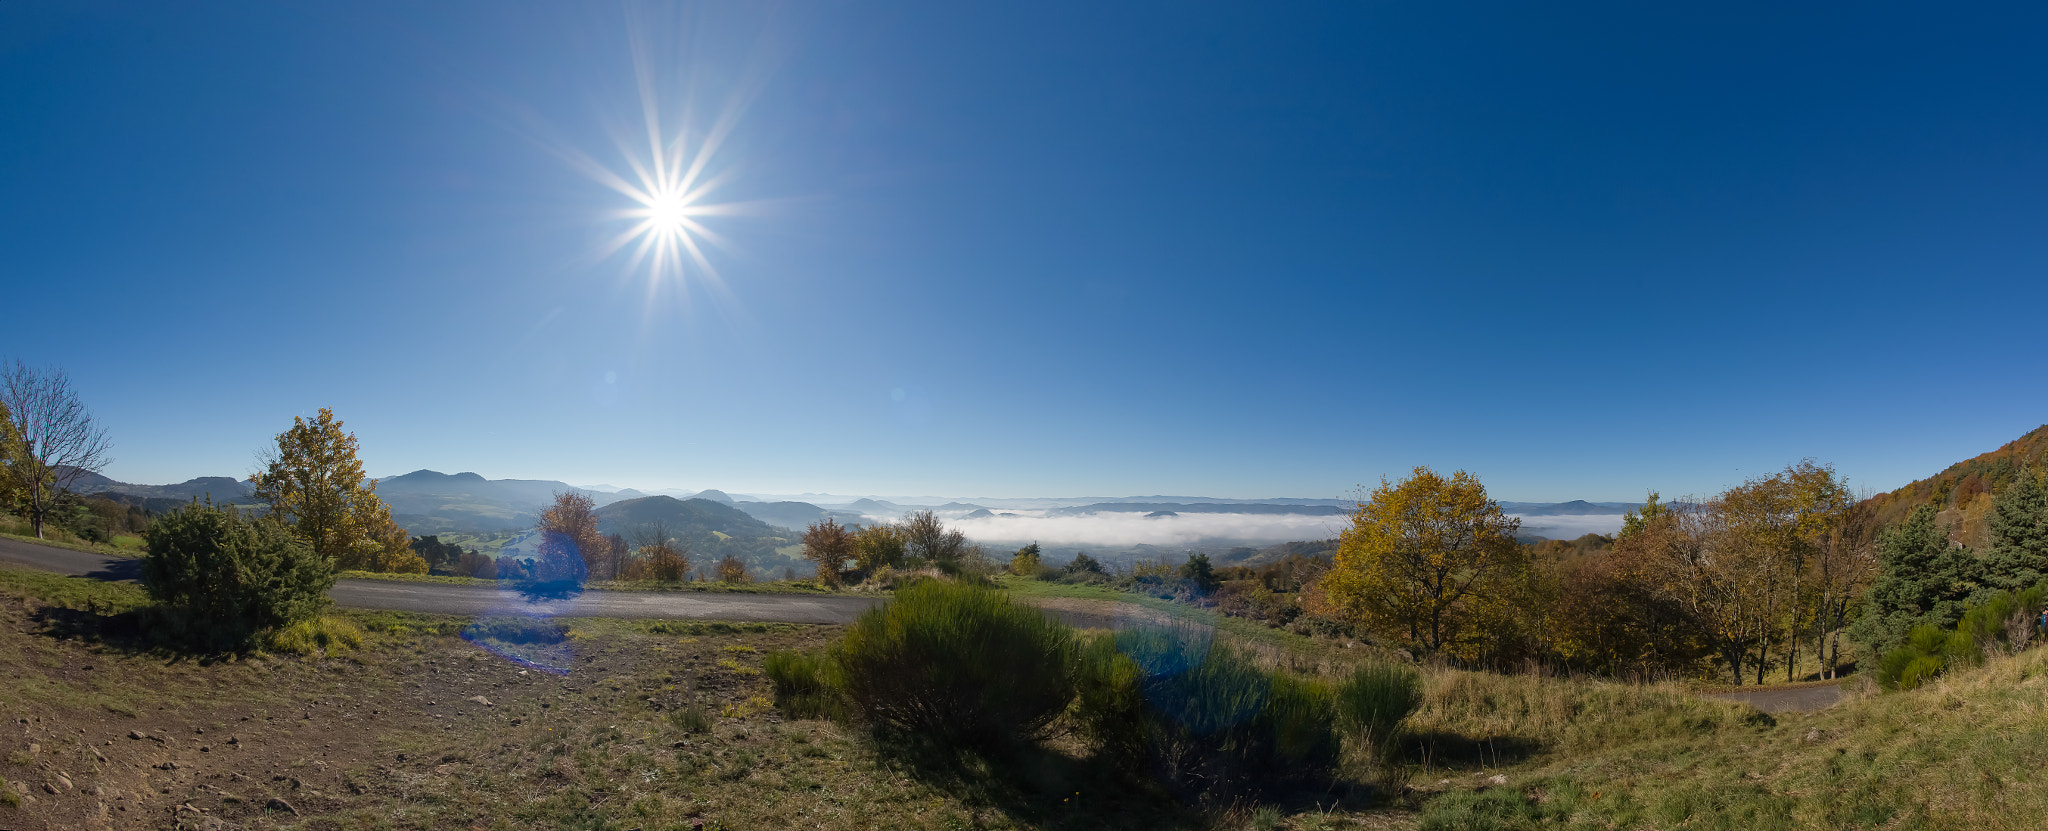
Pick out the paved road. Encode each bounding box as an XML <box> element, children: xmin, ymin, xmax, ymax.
<box><xmin>1702</xmin><ymin>684</ymin><xmax>1844</xmax><ymax>713</ymax></box>
<box><xmin>0</xmin><ymin>536</ymin><xmax>883</xmax><ymax>624</ymax></box>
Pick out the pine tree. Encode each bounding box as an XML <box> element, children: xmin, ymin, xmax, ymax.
<box><xmin>1983</xmin><ymin>469</ymin><xmax>2048</xmax><ymax>591</ymax></box>
<box><xmin>1850</xmin><ymin>505</ymin><xmax>1988</xmax><ymax>654</ymax></box>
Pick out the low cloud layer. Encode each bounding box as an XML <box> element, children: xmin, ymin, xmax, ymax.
<box><xmin>908</xmin><ymin>511</ymin><xmax>1355</xmax><ymax>548</ymax></box>
<box><xmin>846</xmin><ymin>510</ymin><xmax>1629</xmax><ymax>548</ymax></box>
<box><xmin>1513</xmin><ymin>514</ymin><xmax>1626</xmax><ymax>540</ymax></box>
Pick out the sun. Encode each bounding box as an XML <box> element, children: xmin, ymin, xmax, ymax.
<box><xmin>643</xmin><ymin>189</ymin><xmax>691</xmax><ymax>234</ymax></box>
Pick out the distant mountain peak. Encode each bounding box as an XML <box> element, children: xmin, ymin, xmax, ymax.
<box><xmin>690</xmin><ymin>489</ymin><xmax>735</xmax><ymax>504</ymax></box>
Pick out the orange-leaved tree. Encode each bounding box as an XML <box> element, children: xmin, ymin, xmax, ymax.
<box><xmin>250</xmin><ymin>408</ymin><xmax>425</xmax><ymax>574</ymax></box>
<box><xmin>1315</xmin><ymin>467</ymin><xmax>1525</xmax><ymax>656</ymax></box>
<box><xmin>537</xmin><ymin>490</ymin><xmax>610</xmax><ymax>579</ymax></box>
<box><xmin>802</xmin><ymin>517</ymin><xmax>853</xmax><ymax>587</ymax></box>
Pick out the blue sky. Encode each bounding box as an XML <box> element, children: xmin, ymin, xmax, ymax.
<box><xmin>4</xmin><ymin>1</ymin><xmax>2046</xmax><ymax>502</ymax></box>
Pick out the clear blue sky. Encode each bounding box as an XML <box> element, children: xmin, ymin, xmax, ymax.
<box><xmin>5</xmin><ymin>1</ymin><xmax>2046</xmax><ymax>501</ymax></box>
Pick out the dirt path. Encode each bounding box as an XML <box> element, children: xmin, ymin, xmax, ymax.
<box><xmin>0</xmin><ymin>536</ymin><xmax>883</xmax><ymax>624</ymax></box>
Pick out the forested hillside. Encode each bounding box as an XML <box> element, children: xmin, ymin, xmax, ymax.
<box><xmin>1862</xmin><ymin>425</ymin><xmax>2048</xmax><ymax>548</ymax></box>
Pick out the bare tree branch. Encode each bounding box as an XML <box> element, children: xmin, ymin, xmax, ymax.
<box><xmin>1</xmin><ymin>360</ymin><xmax>113</xmax><ymax>539</ymax></box>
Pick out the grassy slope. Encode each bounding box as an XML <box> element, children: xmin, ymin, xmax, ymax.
<box><xmin>1412</xmin><ymin>649</ymin><xmax>2048</xmax><ymax>831</ymax></box>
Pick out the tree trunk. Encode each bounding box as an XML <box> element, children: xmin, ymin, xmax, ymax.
<box><xmin>1786</xmin><ymin>627</ymin><xmax>1797</xmax><ymax>683</ymax></box>
<box><xmin>29</xmin><ymin>478</ymin><xmax>45</xmax><ymax>540</ymax></box>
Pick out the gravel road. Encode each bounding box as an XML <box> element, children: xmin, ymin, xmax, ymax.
<box><xmin>0</xmin><ymin>535</ymin><xmax>883</xmax><ymax>624</ymax></box>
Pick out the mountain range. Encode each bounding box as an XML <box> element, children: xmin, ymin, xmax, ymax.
<box><xmin>69</xmin><ymin>467</ymin><xmax>1647</xmax><ymax>541</ymax></box>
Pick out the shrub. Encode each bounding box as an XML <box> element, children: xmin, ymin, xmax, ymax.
<box><xmin>1008</xmin><ymin>543</ymin><xmax>1042</xmax><ymax>577</ymax></box>
<box><xmin>716</xmin><ymin>553</ymin><xmax>751</xmax><ymax>584</ymax></box>
<box><xmin>1074</xmin><ymin>625</ymin><xmax>1339</xmax><ymax>800</ymax></box>
<box><xmin>832</xmin><ymin>580</ymin><xmax>1076</xmax><ymax>749</ymax></box>
<box><xmin>141</xmin><ymin>501</ymin><xmax>335</xmax><ymax>648</ymax></box>
<box><xmin>765</xmin><ymin>649</ymin><xmax>841</xmax><ymax>720</ymax></box>
<box><xmin>1333</xmin><ymin>662</ymin><xmax>1424</xmax><ymax>766</ymax></box>
<box><xmin>1876</xmin><ymin>580</ymin><xmax>2048</xmax><ymax>691</ymax></box>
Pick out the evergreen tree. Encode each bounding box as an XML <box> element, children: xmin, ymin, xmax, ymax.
<box><xmin>1181</xmin><ymin>552</ymin><xmax>1220</xmax><ymax>595</ymax></box>
<box><xmin>1849</xmin><ymin>505</ymin><xmax>1988</xmax><ymax>654</ymax></box>
<box><xmin>1983</xmin><ymin>469</ymin><xmax>2048</xmax><ymax>591</ymax></box>
<box><xmin>142</xmin><ymin>501</ymin><xmax>335</xmax><ymax>647</ymax></box>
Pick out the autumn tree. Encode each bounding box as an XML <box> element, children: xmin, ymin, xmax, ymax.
<box><xmin>1316</xmin><ymin>467</ymin><xmax>1526</xmax><ymax>655</ymax></box>
<box><xmin>717</xmin><ymin>553</ymin><xmax>751</xmax><ymax>583</ymax></box>
<box><xmin>1718</xmin><ymin>460</ymin><xmax>1851</xmax><ymax>682</ymax></box>
<box><xmin>0</xmin><ymin>360</ymin><xmax>113</xmax><ymax>540</ymax></box>
<box><xmin>250</xmin><ymin>408</ymin><xmax>425</xmax><ymax>574</ymax></box>
<box><xmin>1009</xmin><ymin>542</ymin><xmax>1043</xmax><ymax>577</ymax></box>
<box><xmin>801</xmin><ymin>517</ymin><xmax>853</xmax><ymax>587</ymax></box>
<box><xmin>850</xmin><ymin>522</ymin><xmax>907</xmax><ymax>573</ymax></box>
<box><xmin>624</xmin><ymin>520</ymin><xmax>690</xmax><ymax>582</ymax></box>
<box><xmin>900</xmin><ymin>510</ymin><xmax>969</xmax><ymax>567</ymax></box>
<box><xmin>536</xmin><ymin>490</ymin><xmax>610</xmax><ymax>579</ymax></box>
<box><xmin>0</xmin><ymin>401</ymin><xmax>20</xmax><ymax>511</ymax></box>
<box><xmin>1810</xmin><ymin>496</ymin><xmax>1881</xmax><ymax>679</ymax></box>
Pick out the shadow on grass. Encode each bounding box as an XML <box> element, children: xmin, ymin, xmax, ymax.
<box><xmin>30</xmin><ymin>602</ymin><xmax>264</xmax><ymax>664</ymax></box>
<box><xmin>867</xmin><ymin>734</ymin><xmax>1198</xmax><ymax>831</ymax></box>
<box><xmin>867</xmin><ymin>731</ymin><xmax>1384</xmax><ymax>830</ymax></box>
<box><xmin>1400</xmin><ymin>731</ymin><xmax>1546</xmax><ymax>770</ymax></box>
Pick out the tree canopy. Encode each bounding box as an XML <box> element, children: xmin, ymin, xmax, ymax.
<box><xmin>249</xmin><ymin>408</ymin><xmax>425</xmax><ymax>574</ymax></box>
<box><xmin>1316</xmin><ymin>467</ymin><xmax>1525</xmax><ymax>655</ymax></box>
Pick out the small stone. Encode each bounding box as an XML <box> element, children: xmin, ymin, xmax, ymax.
<box><xmin>1487</xmin><ymin>774</ymin><xmax>1508</xmax><ymax>786</ymax></box>
<box><xmin>467</xmin><ymin>695</ymin><xmax>492</xmax><ymax>706</ymax></box>
<box><xmin>129</xmin><ymin>730</ymin><xmax>147</xmax><ymax>740</ymax></box>
<box><xmin>53</xmin><ymin>773</ymin><xmax>72</xmax><ymax>790</ymax></box>
<box><xmin>43</xmin><ymin>782</ymin><xmax>60</xmax><ymax>795</ymax></box>
<box><xmin>266</xmin><ymin>797</ymin><xmax>298</xmax><ymax>814</ymax></box>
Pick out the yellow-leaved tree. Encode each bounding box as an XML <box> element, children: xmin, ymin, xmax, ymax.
<box><xmin>250</xmin><ymin>408</ymin><xmax>426</xmax><ymax>574</ymax></box>
<box><xmin>1315</xmin><ymin>466</ymin><xmax>1525</xmax><ymax>656</ymax></box>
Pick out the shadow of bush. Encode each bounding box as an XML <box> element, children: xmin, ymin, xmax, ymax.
<box><xmin>867</xmin><ymin>732</ymin><xmax>1199</xmax><ymax>831</ymax></box>
<box><xmin>1399</xmin><ymin>730</ymin><xmax>1546</xmax><ymax>769</ymax></box>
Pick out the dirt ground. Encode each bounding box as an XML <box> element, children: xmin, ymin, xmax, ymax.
<box><xmin>0</xmin><ymin>589</ymin><xmax>828</xmax><ymax>831</ymax></box>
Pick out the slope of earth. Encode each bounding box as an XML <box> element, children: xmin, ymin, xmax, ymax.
<box><xmin>1410</xmin><ymin>643</ymin><xmax>2048</xmax><ymax>830</ymax></box>
<box><xmin>0</xmin><ymin>575</ymin><xmax>1303</xmax><ymax>831</ymax></box>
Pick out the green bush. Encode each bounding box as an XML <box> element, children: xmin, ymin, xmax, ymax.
<box><xmin>1876</xmin><ymin>580</ymin><xmax>2048</xmax><ymax>691</ymax></box>
<box><xmin>832</xmin><ymin>579</ymin><xmax>1077</xmax><ymax>748</ymax></box>
<box><xmin>765</xmin><ymin>649</ymin><xmax>841</xmax><ymax>721</ymax></box>
<box><xmin>140</xmin><ymin>502</ymin><xmax>335</xmax><ymax>648</ymax></box>
<box><xmin>1074</xmin><ymin>625</ymin><xmax>1339</xmax><ymax>799</ymax></box>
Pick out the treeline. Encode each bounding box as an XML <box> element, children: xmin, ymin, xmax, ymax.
<box><xmin>798</xmin><ymin>511</ymin><xmax>996</xmax><ymax>588</ymax></box>
<box><xmin>1246</xmin><ymin>460</ymin><xmax>2048</xmax><ymax>686</ymax></box>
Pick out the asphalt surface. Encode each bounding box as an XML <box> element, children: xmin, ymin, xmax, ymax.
<box><xmin>0</xmin><ymin>536</ymin><xmax>1854</xmax><ymax>710</ymax></box>
<box><xmin>0</xmin><ymin>536</ymin><xmax>884</xmax><ymax>624</ymax></box>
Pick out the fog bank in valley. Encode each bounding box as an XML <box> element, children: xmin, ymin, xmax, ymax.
<box><xmin>847</xmin><ymin>509</ymin><xmax>1630</xmax><ymax>549</ymax></box>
